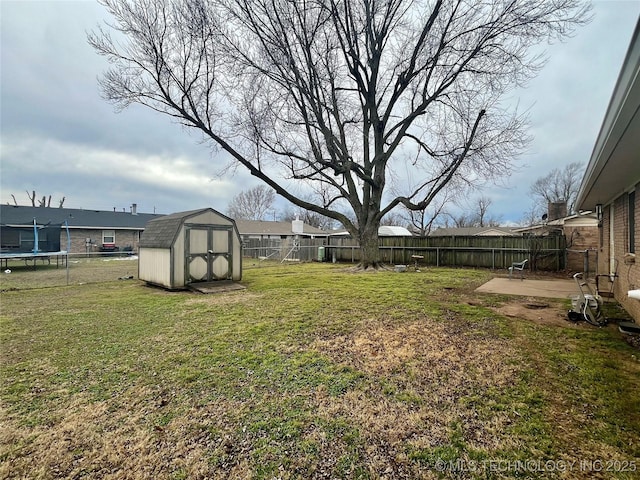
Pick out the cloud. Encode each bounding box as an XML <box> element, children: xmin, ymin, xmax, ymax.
<box><xmin>1</xmin><ymin>0</ymin><xmax>639</xmax><ymax>225</ymax></box>
<box><xmin>0</xmin><ymin>134</ymin><xmax>239</xmax><ymax>213</ymax></box>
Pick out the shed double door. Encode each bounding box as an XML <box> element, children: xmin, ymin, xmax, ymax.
<box><xmin>185</xmin><ymin>225</ymin><xmax>233</xmax><ymax>284</ymax></box>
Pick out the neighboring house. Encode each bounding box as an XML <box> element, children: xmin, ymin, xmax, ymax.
<box><xmin>235</xmin><ymin>219</ymin><xmax>327</xmax><ymax>240</ymax></box>
<box><xmin>329</xmin><ymin>226</ymin><xmax>413</xmax><ymax>237</ymax></box>
<box><xmin>235</xmin><ymin>218</ymin><xmax>328</xmax><ymax>261</ymax></box>
<box><xmin>378</xmin><ymin>226</ymin><xmax>413</xmax><ymax>236</ymax></box>
<box><xmin>0</xmin><ymin>205</ymin><xmax>162</xmax><ymax>254</ymax></box>
<box><xmin>428</xmin><ymin>226</ymin><xmax>518</xmax><ymax>237</ymax></box>
<box><xmin>575</xmin><ymin>20</ymin><xmax>640</xmax><ymax>321</ymax></box>
<box><xmin>514</xmin><ymin>212</ymin><xmax>599</xmax><ymax>273</ymax></box>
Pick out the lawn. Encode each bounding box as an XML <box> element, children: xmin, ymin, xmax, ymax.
<box><xmin>1</xmin><ymin>262</ymin><xmax>638</xmax><ymax>479</ymax></box>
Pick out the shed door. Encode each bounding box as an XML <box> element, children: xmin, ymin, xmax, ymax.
<box><xmin>185</xmin><ymin>225</ymin><xmax>233</xmax><ymax>284</ymax></box>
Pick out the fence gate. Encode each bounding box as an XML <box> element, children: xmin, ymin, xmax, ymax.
<box><xmin>185</xmin><ymin>225</ymin><xmax>233</xmax><ymax>284</ymax></box>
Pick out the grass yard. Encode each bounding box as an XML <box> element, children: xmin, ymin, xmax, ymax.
<box><xmin>0</xmin><ymin>255</ymin><xmax>139</xmax><ymax>290</ymax></box>
<box><xmin>1</xmin><ymin>263</ymin><xmax>639</xmax><ymax>479</ymax></box>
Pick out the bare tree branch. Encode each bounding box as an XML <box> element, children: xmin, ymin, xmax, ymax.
<box><xmin>529</xmin><ymin>161</ymin><xmax>584</xmax><ymax>215</ymax></box>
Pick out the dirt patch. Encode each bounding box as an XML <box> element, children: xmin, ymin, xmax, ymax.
<box><xmin>491</xmin><ymin>297</ymin><xmax>587</xmax><ymax>328</ymax></box>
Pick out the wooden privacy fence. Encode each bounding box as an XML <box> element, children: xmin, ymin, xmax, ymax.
<box><xmin>325</xmin><ymin>235</ymin><xmax>567</xmax><ymax>271</ymax></box>
<box><xmin>241</xmin><ymin>235</ymin><xmax>567</xmax><ymax>270</ymax></box>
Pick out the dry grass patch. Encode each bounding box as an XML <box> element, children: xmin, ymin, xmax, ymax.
<box><xmin>0</xmin><ymin>384</ymin><xmax>257</xmax><ymax>480</ymax></box>
<box><xmin>2</xmin><ymin>387</ymin><xmax>182</xmax><ymax>479</ymax></box>
<box><xmin>313</xmin><ymin>316</ymin><xmax>525</xmax><ymax>457</ymax></box>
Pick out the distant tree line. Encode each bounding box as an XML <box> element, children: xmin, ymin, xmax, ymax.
<box><xmin>228</xmin><ymin>160</ymin><xmax>585</xmax><ymax>233</ymax></box>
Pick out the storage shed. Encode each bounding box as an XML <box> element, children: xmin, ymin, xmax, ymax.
<box><xmin>138</xmin><ymin>208</ymin><xmax>242</xmax><ymax>289</ymax></box>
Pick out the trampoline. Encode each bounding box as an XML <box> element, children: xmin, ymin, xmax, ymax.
<box><xmin>0</xmin><ymin>219</ymin><xmax>70</xmax><ymax>270</ymax></box>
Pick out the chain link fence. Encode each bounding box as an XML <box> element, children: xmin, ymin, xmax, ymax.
<box><xmin>0</xmin><ymin>252</ymin><xmax>140</xmax><ymax>290</ymax></box>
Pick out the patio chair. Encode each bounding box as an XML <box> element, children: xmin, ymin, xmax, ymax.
<box><xmin>508</xmin><ymin>259</ymin><xmax>528</xmax><ymax>280</ymax></box>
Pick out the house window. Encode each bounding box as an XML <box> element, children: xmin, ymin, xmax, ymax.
<box><xmin>630</xmin><ymin>190</ymin><xmax>636</xmax><ymax>254</ymax></box>
<box><xmin>102</xmin><ymin>230</ymin><xmax>115</xmax><ymax>245</ymax></box>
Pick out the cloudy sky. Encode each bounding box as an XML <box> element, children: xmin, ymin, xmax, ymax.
<box><xmin>1</xmin><ymin>1</ymin><xmax>639</xmax><ymax>223</ymax></box>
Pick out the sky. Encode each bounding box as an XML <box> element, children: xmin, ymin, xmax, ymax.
<box><xmin>1</xmin><ymin>0</ymin><xmax>639</xmax><ymax>224</ymax></box>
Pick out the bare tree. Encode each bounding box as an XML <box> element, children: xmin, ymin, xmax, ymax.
<box><xmin>475</xmin><ymin>196</ymin><xmax>501</xmax><ymax>227</ymax></box>
<box><xmin>529</xmin><ymin>161</ymin><xmax>584</xmax><ymax>215</ymax></box>
<box><xmin>442</xmin><ymin>195</ymin><xmax>501</xmax><ymax>228</ymax></box>
<box><xmin>397</xmin><ymin>191</ymin><xmax>451</xmax><ymax>235</ymax></box>
<box><xmin>380</xmin><ymin>211</ymin><xmax>406</xmax><ymax>227</ymax></box>
<box><xmin>90</xmin><ymin>0</ymin><xmax>590</xmax><ymax>268</ymax></box>
<box><xmin>17</xmin><ymin>191</ymin><xmax>65</xmax><ymax>208</ymax></box>
<box><xmin>227</xmin><ymin>185</ymin><xmax>276</xmax><ymax>220</ymax></box>
<box><xmin>518</xmin><ymin>204</ymin><xmax>542</xmax><ymax>227</ymax></box>
<box><xmin>26</xmin><ymin>190</ymin><xmax>36</xmax><ymax>207</ymax></box>
<box><xmin>280</xmin><ymin>206</ymin><xmax>335</xmax><ymax>230</ymax></box>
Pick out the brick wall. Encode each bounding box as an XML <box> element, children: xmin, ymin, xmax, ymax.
<box><xmin>57</xmin><ymin>229</ymin><xmax>142</xmax><ymax>254</ymax></box>
<box><xmin>565</xmin><ymin>225</ymin><xmax>598</xmax><ymax>273</ymax></box>
<box><xmin>599</xmin><ymin>185</ymin><xmax>640</xmax><ymax>321</ymax></box>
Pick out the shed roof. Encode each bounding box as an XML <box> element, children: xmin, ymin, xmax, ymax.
<box><xmin>140</xmin><ymin>208</ymin><xmax>232</xmax><ymax>249</ymax></box>
<box><xmin>0</xmin><ymin>205</ymin><xmax>161</xmax><ymax>229</ymax></box>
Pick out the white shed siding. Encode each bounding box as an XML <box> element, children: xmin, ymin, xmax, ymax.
<box><xmin>212</xmin><ymin>229</ymin><xmax>230</xmax><ymax>279</ymax></box>
<box><xmin>139</xmin><ymin>248</ymin><xmax>172</xmax><ymax>287</ymax></box>
<box><xmin>212</xmin><ymin>256</ymin><xmax>228</xmax><ymax>278</ymax></box>
<box><xmin>189</xmin><ymin>210</ymin><xmax>233</xmax><ymax>226</ymax></box>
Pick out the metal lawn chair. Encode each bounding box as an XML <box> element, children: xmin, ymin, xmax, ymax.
<box><xmin>508</xmin><ymin>259</ymin><xmax>528</xmax><ymax>280</ymax></box>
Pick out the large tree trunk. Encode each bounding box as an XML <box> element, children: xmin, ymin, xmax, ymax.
<box><xmin>358</xmin><ymin>223</ymin><xmax>381</xmax><ymax>269</ymax></box>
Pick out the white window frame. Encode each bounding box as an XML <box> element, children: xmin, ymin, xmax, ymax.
<box><xmin>102</xmin><ymin>230</ymin><xmax>116</xmax><ymax>245</ymax></box>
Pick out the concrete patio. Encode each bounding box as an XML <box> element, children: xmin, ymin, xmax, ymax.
<box><xmin>475</xmin><ymin>277</ymin><xmax>577</xmax><ymax>299</ymax></box>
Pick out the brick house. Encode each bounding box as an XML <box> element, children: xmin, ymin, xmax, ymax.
<box><xmin>514</xmin><ymin>211</ymin><xmax>599</xmax><ymax>274</ymax></box>
<box><xmin>576</xmin><ymin>20</ymin><xmax>640</xmax><ymax>321</ymax></box>
<box><xmin>0</xmin><ymin>205</ymin><xmax>162</xmax><ymax>254</ymax></box>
